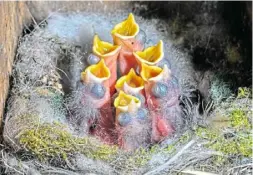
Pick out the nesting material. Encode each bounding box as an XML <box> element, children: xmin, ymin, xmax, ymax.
<box><xmin>2</xmin><ymin>11</ymin><xmax>197</xmax><ymax>173</ymax></box>
<box><xmin>3</xmin><ymin>11</ymin><xmax>251</xmax><ymax>175</ymax></box>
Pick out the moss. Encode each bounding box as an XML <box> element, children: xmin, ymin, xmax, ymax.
<box><xmin>211</xmin><ymin>134</ymin><xmax>252</xmax><ymax>157</ymax></box>
<box><xmin>212</xmin><ymin>155</ymin><xmax>228</xmax><ymax>166</ymax></box>
<box><xmin>19</xmin><ymin>122</ymin><xmax>118</xmax><ymax>161</ymax></box>
<box><xmin>195</xmin><ymin>127</ymin><xmax>219</xmax><ymax>140</ymax></box>
<box><xmin>88</xmin><ymin>144</ymin><xmax>118</xmax><ymax>161</ymax></box>
<box><xmin>128</xmin><ymin>131</ymin><xmax>192</xmax><ymax>166</ymax></box>
<box><xmin>123</xmin><ymin>145</ymin><xmax>160</xmax><ymax>168</ymax></box>
<box><xmin>116</xmin><ymin>132</ymin><xmax>189</xmax><ymax>171</ymax></box>
<box><xmin>127</xmin><ymin>132</ymin><xmax>192</xmax><ymax>168</ymax></box>
<box><xmin>150</xmin><ymin>144</ymin><xmax>160</xmax><ymax>154</ymax></box>
<box><xmin>211</xmin><ymin>137</ymin><xmax>239</xmax><ymax>155</ymax></box>
<box><xmin>196</xmin><ymin>126</ymin><xmax>252</xmax><ymax>158</ymax></box>
<box><xmin>131</xmin><ymin>148</ymin><xmax>154</xmax><ymax>166</ymax></box>
<box><xmin>196</xmin><ymin>126</ymin><xmax>252</xmax><ymax>157</ymax></box>
<box><xmin>18</xmin><ymin>116</ymin><xmax>191</xmax><ymax>168</ymax></box>
<box><xmin>126</xmin><ymin>132</ymin><xmax>192</xmax><ymax>168</ymax></box>
<box><xmin>178</xmin><ymin>132</ymin><xmax>191</xmax><ymax>143</ymax></box>
<box><xmin>230</xmin><ymin>109</ymin><xmax>250</xmax><ymax>130</ymax></box>
<box><xmin>237</xmin><ymin>135</ymin><xmax>253</xmax><ymax>157</ymax></box>
<box><xmin>237</xmin><ymin>87</ymin><xmax>252</xmax><ymax>99</ymax></box>
<box><xmin>196</xmin><ymin>101</ymin><xmax>252</xmax><ymax>158</ymax></box>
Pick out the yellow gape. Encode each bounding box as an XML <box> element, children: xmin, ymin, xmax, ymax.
<box><xmin>114</xmin><ymin>91</ymin><xmax>141</xmax><ymax>113</ymax></box>
<box><xmin>93</xmin><ymin>35</ymin><xmax>121</xmax><ymax>58</ymax></box>
<box><xmin>111</xmin><ymin>13</ymin><xmax>139</xmax><ymax>40</ymax></box>
<box><xmin>115</xmin><ymin>68</ymin><xmax>144</xmax><ymax>94</ymax></box>
<box><xmin>81</xmin><ymin>59</ymin><xmax>110</xmax><ymax>84</ymax></box>
<box><xmin>134</xmin><ymin>40</ymin><xmax>164</xmax><ymax>65</ymax></box>
<box><xmin>140</xmin><ymin>63</ymin><xmax>171</xmax><ymax>82</ymax></box>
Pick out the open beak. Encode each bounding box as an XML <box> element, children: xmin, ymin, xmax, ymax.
<box><xmin>81</xmin><ymin>59</ymin><xmax>110</xmax><ymax>84</ymax></box>
<box><xmin>93</xmin><ymin>35</ymin><xmax>121</xmax><ymax>59</ymax></box>
<box><xmin>114</xmin><ymin>91</ymin><xmax>141</xmax><ymax>114</ymax></box>
<box><xmin>140</xmin><ymin>63</ymin><xmax>171</xmax><ymax>109</ymax></box>
<box><xmin>111</xmin><ymin>13</ymin><xmax>144</xmax><ymax>76</ymax></box>
<box><xmin>140</xmin><ymin>62</ymin><xmax>170</xmax><ymax>82</ymax></box>
<box><xmin>111</xmin><ymin>13</ymin><xmax>139</xmax><ymax>50</ymax></box>
<box><xmin>134</xmin><ymin>40</ymin><xmax>164</xmax><ymax>66</ymax></box>
<box><xmin>115</xmin><ymin>68</ymin><xmax>144</xmax><ymax>94</ymax></box>
<box><xmin>93</xmin><ymin>35</ymin><xmax>121</xmax><ymax>95</ymax></box>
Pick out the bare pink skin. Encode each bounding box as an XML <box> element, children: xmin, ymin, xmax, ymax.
<box><xmin>144</xmin><ymin>81</ymin><xmax>175</xmax><ymax>142</ymax></box>
<box><xmin>151</xmin><ymin>113</ymin><xmax>174</xmax><ymax>142</ymax></box>
<box><xmin>92</xmin><ymin>101</ymin><xmax>116</xmax><ymax>145</ymax></box>
<box><xmin>118</xmin><ymin>38</ymin><xmax>144</xmax><ymax>75</ymax></box>
<box><xmin>101</xmin><ymin>50</ymin><xmax>120</xmax><ymax>96</ymax></box>
<box><xmin>86</xmin><ymin>81</ymin><xmax>116</xmax><ymax>145</ymax></box>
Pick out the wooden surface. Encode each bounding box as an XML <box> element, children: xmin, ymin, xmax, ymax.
<box><xmin>0</xmin><ymin>2</ymin><xmax>30</xmax><ymax>135</ymax></box>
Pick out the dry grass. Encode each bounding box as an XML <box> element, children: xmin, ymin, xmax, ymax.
<box><xmin>1</xmin><ymin>12</ymin><xmax>252</xmax><ymax>175</ymax></box>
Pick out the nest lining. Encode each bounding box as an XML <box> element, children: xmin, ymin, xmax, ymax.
<box><xmin>1</xmin><ymin>12</ymin><xmax>252</xmax><ymax>175</ymax></box>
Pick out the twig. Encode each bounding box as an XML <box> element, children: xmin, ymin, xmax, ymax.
<box><xmin>42</xmin><ymin>169</ymin><xmax>79</xmax><ymax>175</ymax></box>
<box><xmin>144</xmin><ymin>139</ymin><xmax>196</xmax><ymax>175</ymax></box>
<box><xmin>228</xmin><ymin>163</ymin><xmax>253</xmax><ymax>172</ymax></box>
<box><xmin>25</xmin><ymin>3</ymin><xmax>38</xmax><ymax>27</ymax></box>
<box><xmin>181</xmin><ymin>170</ymin><xmax>218</xmax><ymax>175</ymax></box>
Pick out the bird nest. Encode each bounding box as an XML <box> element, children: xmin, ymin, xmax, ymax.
<box><xmin>1</xmin><ymin>11</ymin><xmax>252</xmax><ymax>175</ymax></box>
